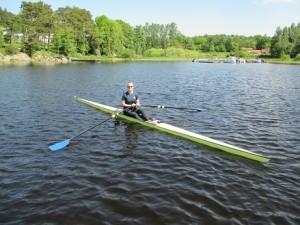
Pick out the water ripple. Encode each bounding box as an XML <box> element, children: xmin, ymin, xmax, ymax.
<box><xmin>0</xmin><ymin>63</ymin><xmax>299</xmax><ymax>224</ymax></box>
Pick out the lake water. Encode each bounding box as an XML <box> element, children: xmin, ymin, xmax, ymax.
<box><xmin>0</xmin><ymin>62</ymin><xmax>299</xmax><ymax>224</ymax></box>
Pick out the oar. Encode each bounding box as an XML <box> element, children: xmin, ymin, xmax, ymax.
<box><xmin>143</xmin><ymin>105</ymin><xmax>204</xmax><ymax>112</ymax></box>
<box><xmin>48</xmin><ymin>116</ymin><xmax>113</xmax><ymax>151</ymax></box>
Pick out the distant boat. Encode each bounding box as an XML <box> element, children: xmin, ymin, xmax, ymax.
<box><xmin>224</xmin><ymin>56</ymin><xmax>237</xmax><ymax>64</ymax></box>
<box><xmin>192</xmin><ymin>58</ymin><xmax>223</xmax><ymax>63</ymax></box>
<box><xmin>238</xmin><ymin>58</ymin><xmax>246</xmax><ymax>64</ymax></box>
<box><xmin>247</xmin><ymin>58</ymin><xmax>262</xmax><ymax>63</ymax></box>
<box><xmin>193</xmin><ymin>56</ymin><xmax>262</xmax><ymax>64</ymax></box>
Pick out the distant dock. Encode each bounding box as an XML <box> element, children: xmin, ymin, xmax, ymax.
<box><xmin>68</xmin><ymin>57</ymin><xmax>101</xmax><ymax>63</ymax></box>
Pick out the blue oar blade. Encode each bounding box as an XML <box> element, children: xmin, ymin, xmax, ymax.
<box><xmin>49</xmin><ymin>139</ymin><xmax>70</xmax><ymax>151</ymax></box>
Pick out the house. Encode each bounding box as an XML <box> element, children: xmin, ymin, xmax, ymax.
<box><xmin>3</xmin><ymin>31</ymin><xmax>23</xmax><ymax>42</ymax></box>
<box><xmin>241</xmin><ymin>47</ymin><xmax>253</xmax><ymax>52</ymax></box>
<box><xmin>241</xmin><ymin>47</ymin><xmax>270</xmax><ymax>55</ymax></box>
<box><xmin>260</xmin><ymin>48</ymin><xmax>270</xmax><ymax>54</ymax></box>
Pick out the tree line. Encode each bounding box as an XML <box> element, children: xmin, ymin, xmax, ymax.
<box><xmin>0</xmin><ymin>1</ymin><xmax>299</xmax><ymax>59</ymax></box>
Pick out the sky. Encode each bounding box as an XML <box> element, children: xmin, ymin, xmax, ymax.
<box><xmin>0</xmin><ymin>0</ymin><xmax>299</xmax><ymax>37</ymax></box>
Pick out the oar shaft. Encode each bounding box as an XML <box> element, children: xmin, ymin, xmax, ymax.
<box><xmin>143</xmin><ymin>105</ymin><xmax>203</xmax><ymax>112</ymax></box>
<box><xmin>70</xmin><ymin>116</ymin><xmax>112</xmax><ymax>141</ymax></box>
<box><xmin>49</xmin><ymin>111</ymin><xmax>123</xmax><ymax>151</ymax></box>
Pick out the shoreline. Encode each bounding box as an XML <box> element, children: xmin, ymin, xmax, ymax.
<box><xmin>1</xmin><ymin>53</ymin><xmax>299</xmax><ymax>65</ymax></box>
<box><xmin>0</xmin><ymin>52</ymin><xmax>69</xmax><ymax>65</ymax></box>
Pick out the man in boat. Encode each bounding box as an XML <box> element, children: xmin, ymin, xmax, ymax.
<box><xmin>121</xmin><ymin>82</ymin><xmax>150</xmax><ymax>122</ymax></box>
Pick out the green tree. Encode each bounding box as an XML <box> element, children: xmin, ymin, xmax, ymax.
<box><xmin>0</xmin><ymin>31</ymin><xmax>4</xmax><ymax>47</ymax></box>
<box><xmin>52</xmin><ymin>29</ymin><xmax>76</xmax><ymax>56</ymax></box>
<box><xmin>6</xmin><ymin>2</ymin><xmax>297</xmax><ymax>59</ymax></box>
<box><xmin>225</xmin><ymin>38</ymin><xmax>238</xmax><ymax>52</ymax></box>
<box><xmin>288</xmin><ymin>23</ymin><xmax>300</xmax><ymax>58</ymax></box>
<box><xmin>109</xmin><ymin>20</ymin><xmax>123</xmax><ymax>56</ymax></box>
<box><xmin>236</xmin><ymin>35</ymin><xmax>256</xmax><ymax>49</ymax></box>
<box><xmin>144</xmin><ymin>23</ymin><xmax>161</xmax><ymax>49</ymax></box>
<box><xmin>270</xmin><ymin>23</ymin><xmax>300</xmax><ymax>58</ymax></box>
<box><xmin>55</xmin><ymin>6</ymin><xmax>95</xmax><ymax>54</ymax></box>
<box><xmin>134</xmin><ymin>25</ymin><xmax>146</xmax><ymax>55</ymax></box>
<box><xmin>0</xmin><ymin>7</ymin><xmax>15</xmax><ymax>27</ymax></box>
<box><xmin>95</xmin><ymin>15</ymin><xmax>123</xmax><ymax>57</ymax></box>
<box><xmin>20</xmin><ymin>1</ymin><xmax>54</xmax><ymax>55</ymax></box>
<box><xmin>175</xmin><ymin>34</ymin><xmax>195</xmax><ymax>50</ymax></box>
<box><xmin>5</xmin><ymin>43</ymin><xmax>19</xmax><ymax>55</ymax></box>
<box><xmin>270</xmin><ymin>27</ymin><xmax>292</xmax><ymax>57</ymax></box>
<box><xmin>254</xmin><ymin>35</ymin><xmax>271</xmax><ymax>50</ymax></box>
<box><xmin>0</xmin><ymin>7</ymin><xmax>22</xmax><ymax>43</ymax></box>
<box><xmin>95</xmin><ymin>15</ymin><xmax>110</xmax><ymax>56</ymax></box>
<box><xmin>5</xmin><ymin>15</ymin><xmax>23</xmax><ymax>43</ymax></box>
<box><xmin>193</xmin><ymin>36</ymin><xmax>209</xmax><ymax>52</ymax></box>
<box><xmin>160</xmin><ymin>25</ymin><xmax>169</xmax><ymax>49</ymax></box>
<box><xmin>211</xmin><ymin>35</ymin><xmax>226</xmax><ymax>52</ymax></box>
<box><xmin>116</xmin><ymin>20</ymin><xmax>135</xmax><ymax>50</ymax></box>
<box><xmin>91</xmin><ymin>29</ymin><xmax>102</xmax><ymax>55</ymax></box>
<box><xmin>167</xmin><ymin>22</ymin><xmax>179</xmax><ymax>39</ymax></box>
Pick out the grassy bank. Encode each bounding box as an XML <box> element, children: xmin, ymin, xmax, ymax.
<box><xmin>264</xmin><ymin>58</ymin><xmax>300</xmax><ymax>65</ymax></box>
<box><xmin>99</xmin><ymin>56</ymin><xmax>194</xmax><ymax>63</ymax></box>
<box><xmin>99</xmin><ymin>52</ymin><xmax>231</xmax><ymax>63</ymax></box>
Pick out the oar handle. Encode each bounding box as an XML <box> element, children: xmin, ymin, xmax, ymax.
<box><xmin>143</xmin><ymin>105</ymin><xmax>165</xmax><ymax>109</ymax></box>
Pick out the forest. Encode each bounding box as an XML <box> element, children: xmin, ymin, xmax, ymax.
<box><xmin>0</xmin><ymin>1</ymin><xmax>300</xmax><ymax>60</ymax></box>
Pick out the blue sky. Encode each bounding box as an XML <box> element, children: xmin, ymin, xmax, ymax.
<box><xmin>0</xmin><ymin>0</ymin><xmax>299</xmax><ymax>36</ymax></box>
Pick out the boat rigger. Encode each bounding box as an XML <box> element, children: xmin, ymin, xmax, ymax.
<box><xmin>75</xmin><ymin>97</ymin><xmax>270</xmax><ymax>163</ymax></box>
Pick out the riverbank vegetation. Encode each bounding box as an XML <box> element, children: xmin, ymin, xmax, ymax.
<box><xmin>0</xmin><ymin>1</ymin><xmax>299</xmax><ymax>64</ymax></box>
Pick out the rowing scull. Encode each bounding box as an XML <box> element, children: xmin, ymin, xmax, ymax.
<box><xmin>75</xmin><ymin>97</ymin><xmax>269</xmax><ymax>163</ymax></box>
